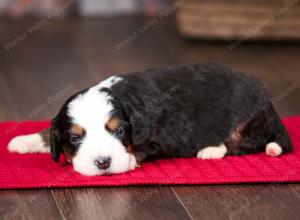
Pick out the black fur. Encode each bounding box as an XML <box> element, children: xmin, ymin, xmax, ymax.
<box><xmin>50</xmin><ymin>63</ymin><xmax>293</xmax><ymax>163</ymax></box>
<box><xmin>50</xmin><ymin>89</ymin><xmax>89</xmax><ymax>162</ymax></box>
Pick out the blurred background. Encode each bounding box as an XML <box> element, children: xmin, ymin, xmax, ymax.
<box><xmin>0</xmin><ymin>0</ymin><xmax>300</xmax><ymax>122</ymax></box>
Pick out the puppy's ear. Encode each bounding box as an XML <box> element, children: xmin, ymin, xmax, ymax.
<box><xmin>50</xmin><ymin>117</ymin><xmax>62</xmax><ymax>162</ymax></box>
<box><xmin>130</xmin><ymin>111</ymin><xmax>152</xmax><ymax>146</ymax></box>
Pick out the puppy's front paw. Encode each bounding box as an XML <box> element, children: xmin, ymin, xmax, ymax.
<box><xmin>266</xmin><ymin>142</ymin><xmax>282</xmax><ymax>157</ymax></box>
<box><xmin>129</xmin><ymin>155</ymin><xmax>138</xmax><ymax>170</ymax></box>
<box><xmin>197</xmin><ymin>144</ymin><xmax>227</xmax><ymax>159</ymax></box>
<box><xmin>8</xmin><ymin>134</ymin><xmax>50</xmax><ymax>154</ymax></box>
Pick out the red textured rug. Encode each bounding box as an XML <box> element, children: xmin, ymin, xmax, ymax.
<box><xmin>0</xmin><ymin>117</ymin><xmax>300</xmax><ymax>189</ymax></box>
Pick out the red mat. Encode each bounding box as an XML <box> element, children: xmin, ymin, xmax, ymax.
<box><xmin>0</xmin><ymin>118</ymin><xmax>300</xmax><ymax>189</ymax></box>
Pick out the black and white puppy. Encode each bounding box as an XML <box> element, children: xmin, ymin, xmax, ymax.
<box><xmin>8</xmin><ymin>63</ymin><xmax>293</xmax><ymax>176</ymax></box>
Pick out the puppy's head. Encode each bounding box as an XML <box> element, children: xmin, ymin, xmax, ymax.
<box><xmin>49</xmin><ymin>76</ymin><xmax>150</xmax><ymax>176</ymax></box>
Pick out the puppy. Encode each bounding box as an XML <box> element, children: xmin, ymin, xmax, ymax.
<box><xmin>8</xmin><ymin>63</ymin><xmax>293</xmax><ymax>176</ymax></box>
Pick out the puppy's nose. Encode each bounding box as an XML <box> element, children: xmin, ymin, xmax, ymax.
<box><xmin>95</xmin><ymin>156</ymin><xmax>111</xmax><ymax>170</ymax></box>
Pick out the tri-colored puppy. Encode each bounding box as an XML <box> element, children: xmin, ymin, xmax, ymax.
<box><xmin>8</xmin><ymin>63</ymin><xmax>292</xmax><ymax>176</ymax></box>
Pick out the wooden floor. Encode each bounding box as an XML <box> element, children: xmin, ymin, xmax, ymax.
<box><xmin>0</xmin><ymin>16</ymin><xmax>300</xmax><ymax>220</ymax></box>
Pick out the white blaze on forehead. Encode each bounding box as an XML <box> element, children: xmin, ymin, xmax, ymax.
<box><xmin>66</xmin><ymin>76</ymin><xmax>137</xmax><ymax>176</ymax></box>
<box><xmin>94</xmin><ymin>76</ymin><xmax>123</xmax><ymax>89</ymax></box>
<box><xmin>68</xmin><ymin>76</ymin><xmax>122</xmax><ymax>126</ymax></box>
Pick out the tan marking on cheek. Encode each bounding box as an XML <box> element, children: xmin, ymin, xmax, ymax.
<box><xmin>126</xmin><ymin>144</ymin><xmax>142</xmax><ymax>165</ymax></box>
<box><xmin>106</xmin><ymin>117</ymin><xmax>120</xmax><ymax>131</ymax></box>
<box><xmin>71</xmin><ymin>124</ymin><xmax>84</xmax><ymax>136</ymax></box>
<box><xmin>63</xmin><ymin>147</ymin><xmax>73</xmax><ymax>162</ymax></box>
<box><xmin>127</xmin><ymin>144</ymin><xmax>133</xmax><ymax>153</ymax></box>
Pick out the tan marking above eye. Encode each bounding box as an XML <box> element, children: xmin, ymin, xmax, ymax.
<box><xmin>70</xmin><ymin>124</ymin><xmax>85</xmax><ymax>136</ymax></box>
<box><xmin>106</xmin><ymin>117</ymin><xmax>121</xmax><ymax>132</ymax></box>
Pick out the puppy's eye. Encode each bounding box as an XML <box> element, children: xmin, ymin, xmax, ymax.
<box><xmin>114</xmin><ymin>127</ymin><xmax>124</xmax><ymax>137</ymax></box>
<box><xmin>70</xmin><ymin>134</ymin><xmax>82</xmax><ymax>145</ymax></box>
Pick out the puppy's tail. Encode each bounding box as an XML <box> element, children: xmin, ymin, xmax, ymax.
<box><xmin>8</xmin><ymin>129</ymin><xmax>50</xmax><ymax>154</ymax></box>
<box><xmin>266</xmin><ymin>109</ymin><xmax>293</xmax><ymax>157</ymax></box>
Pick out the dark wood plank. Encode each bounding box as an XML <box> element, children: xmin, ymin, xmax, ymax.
<box><xmin>0</xmin><ymin>72</ymin><xmax>19</xmax><ymax>121</ymax></box>
<box><xmin>0</xmin><ymin>190</ymin><xmax>63</xmax><ymax>220</ymax></box>
<box><xmin>72</xmin><ymin>17</ymin><xmax>178</xmax><ymax>79</ymax></box>
<box><xmin>172</xmin><ymin>184</ymin><xmax>300</xmax><ymax>220</ymax></box>
<box><xmin>52</xmin><ymin>187</ymin><xmax>191</xmax><ymax>220</ymax></box>
<box><xmin>0</xmin><ymin>28</ymin><xmax>64</xmax><ymax>219</ymax></box>
<box><xmin>0</xmin><ymin>20</ymin><xmax>90</xmax><ymax>120</ymax></box>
